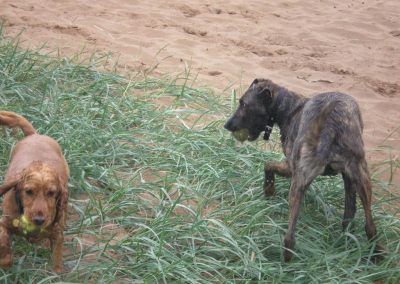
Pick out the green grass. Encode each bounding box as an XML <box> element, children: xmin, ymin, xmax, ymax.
<box><xmin>0</xmin><ymin>30</ymin><xmax>399</xmax><ymax>283</ymax></box>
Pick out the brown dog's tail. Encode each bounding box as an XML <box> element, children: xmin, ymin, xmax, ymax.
<box><xmin>0</xmin><ymin>111</ymin><xmax>37</xmax><ymax>136</ymax></box>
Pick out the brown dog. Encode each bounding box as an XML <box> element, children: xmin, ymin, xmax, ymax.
<box><xmin>0</xmin><ymin>111</ymin><xmax>69</xmax><ymax>273</ymax></box>
<box><xmin>225</xmin><ymin>78</ymin><xmax>381</xmax><ymax>261</ymax></box>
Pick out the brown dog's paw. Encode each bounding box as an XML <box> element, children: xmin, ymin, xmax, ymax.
<box><xmin>0</xmin><ymin>236</ymin><xmax>13</xmax><ymax>268</ymax></box>
<box><xmin>53</xmin><ymin>264</ymin><xmax>64</xmax><ymax>274</ymax></box>
<box><xmin>0</xmin><ymin>253</ymin><xmax>13</xmax><ymax>268</ymax></box>
<box><xmin>263</xmin><ymin>171</ymin><xmax>275</xmax><ymax>196</ymax></box>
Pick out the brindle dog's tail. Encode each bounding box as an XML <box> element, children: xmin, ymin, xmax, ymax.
<box><xmin>0</xmin><ymin>111</ymin><xmax>37</xmax><ymax>136</ymax></box>
<box><xmin>305</xmin><ymin>102</ymin><xmax>337</xmax><ymax>161</ymax></box>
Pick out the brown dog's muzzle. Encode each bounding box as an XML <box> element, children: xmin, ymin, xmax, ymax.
<box><xmin>32</xmin><ymin>215</ymin><xmax>45</xmax><ymax>226</ymax></box>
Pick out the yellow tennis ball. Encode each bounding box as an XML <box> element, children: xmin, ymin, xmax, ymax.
<box><xmin>21</xmin><ymin>214</ymin><xmax>30</xmax><ymax>225</ymax></box>
<box><xmin>232</xmin><ymin>129</ymin><xmax>249</xmax><ymax>142</ymax></box>
<box><xmin>20</xmin><ymin>215</ymin><xmax>37</xmax><ymax>234</ymax></box>
<box><xmin>12</xmin><ymin>219</ymin><xmax>20</xmax><ymax>228</ymax></box>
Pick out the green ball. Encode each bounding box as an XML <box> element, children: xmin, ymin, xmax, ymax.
<box><xmin>232</xmin><ymin>129</ymin><xmax>249</xmax><ymax>142</ymax></box>
<box><xmin>20</xmin><ymin>215</ymin><xmax>37</xmax><ymax>233</ymax></box>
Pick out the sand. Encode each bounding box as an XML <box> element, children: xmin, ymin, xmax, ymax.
<box><xmin>1</xmin><ymin>0</ymin><xmax>399</xmax><ymax>180</ymax></box>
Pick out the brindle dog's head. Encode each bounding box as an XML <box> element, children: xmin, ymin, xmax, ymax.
<box><xmin>224</xmin><ymin>78</ymin><xmax>274</xmax><ymax>141</ymax></box>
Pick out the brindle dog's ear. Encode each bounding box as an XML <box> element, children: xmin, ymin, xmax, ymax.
<box><xmin>54</xmin><ymin>181</ymin><xmax>68</xmax><ymax>226</ymax></box>
<box><xmin>0</xmin><ymin>179</ymin><xmax>19</xmax><ymax>197</ymax></box>
<box><xmin>251</xmin><ymin>78</ymin><xmax>259</xmax><ymax>86</ymax></box>
<box><xmin>258</xmin><ymin>87</ymin><xmax>273</xmax><ymax>105</ymax></box>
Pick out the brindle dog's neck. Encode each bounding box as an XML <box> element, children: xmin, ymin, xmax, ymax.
<box><xmin>268</xmin><ymin>83</ymin><xmax>308</xmax><ymax>145</ymax></box>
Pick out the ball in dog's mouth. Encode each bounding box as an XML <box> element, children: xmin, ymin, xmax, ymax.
<box><xmin>232</xmin><ymin>128</ymin><xmax>249</xmax><ymax>142</ymax></box>
<box><xmin>13</xmin><ymin>215</ymin><xmax>37</xmax><ymax>234</ymax></box>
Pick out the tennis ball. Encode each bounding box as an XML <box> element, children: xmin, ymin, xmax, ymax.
<box><xmin>12</xmin><ymin>215</ymin><xmax>38</xmax><ymax>234</ymax></box>
<box><xmin>232</xmin><ymin>129</ymin><xmax>249</xmax><ymax>142</ymax></box>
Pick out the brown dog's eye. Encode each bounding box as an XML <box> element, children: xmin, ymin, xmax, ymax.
<box><xmin>25</xmin><ymin>189</ymin><xmax>34</xmax><ymax>196</ymax></box>
<box><xmin>47</xmin><ymin>191</ymin><xmax>56</xmax><ymax>198</ymax></box>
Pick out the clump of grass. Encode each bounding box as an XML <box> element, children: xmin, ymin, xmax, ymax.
<box><xmin>0</xmin><ymin>30</ymin><xmax>399</xmax><ymax>283</ymax></box>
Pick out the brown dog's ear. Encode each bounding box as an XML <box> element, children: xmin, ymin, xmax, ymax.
<box><xmin>53</xmin><ymin>182</ymin><xmax>69</xmax><ymax>226</ymax></box>
<box><xmin>0</xmin><ymin>179</ymin><xmax>19</xmax><ymax>197</ymax></box>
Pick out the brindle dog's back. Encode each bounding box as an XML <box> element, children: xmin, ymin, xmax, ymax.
<box><xmin>287</xmin><ymin>92</ymin><xmax>365</xmax><ymax>175</ymax></box>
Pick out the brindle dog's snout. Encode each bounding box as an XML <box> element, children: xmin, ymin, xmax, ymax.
<box><xmin>224</xmin><ymin>117</ymin><xmax>237</xmax><ymax>132</ymax></box>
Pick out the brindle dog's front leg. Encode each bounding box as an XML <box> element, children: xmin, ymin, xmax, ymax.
<box><xmin>0</xmin><ymin>221</ymin><xmax>12</xmax><ymax>268</ymax></box>
<box><xmin>50</xmin><ymin>231</ymin><xmax>64</xmax><ymax>273</ymax></box>
<box><xmin>283</xmin><ymin>177</ymin><xmax>306</xmax><ymax>262</ymax></box>
<box><xmin>264</xmin><ymin>161</ymin><xmax>291</xmax><ymax>196</ymax></box>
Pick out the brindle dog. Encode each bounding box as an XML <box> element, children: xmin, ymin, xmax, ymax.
<box><xmin>224</xmin><ymin>78</ymin><xmax>382</xmax><ymax>262</ymax></box>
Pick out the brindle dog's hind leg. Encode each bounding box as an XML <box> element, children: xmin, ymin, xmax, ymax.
<box><xmin>344</xmin><ymin>160</ymin><xmax>384</xmax><ymax>255</ymax></box>
<box><xmin>341</xmin><ymin>172</ymin><xmax>357</xmax><ymax>231</ymax></box>
<box><xmin>264</xmin><ymin>161</ymin><xmax>291</xmax><ymax>196</ymax></box>
<box><xmin>283</xmin><ymin>172</ymin><xmax>309</xmax><ymax>262</ymax></box>
<box><xmin>283</xmin><ymin>155</ymin><xmax>326</xmax><ymax>262</ymax></box>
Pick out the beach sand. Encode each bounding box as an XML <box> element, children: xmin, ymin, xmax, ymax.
<box><xmin>1</xmin><ymin>0</ymin><xmax>399</xmax><ymax>181</ymax></box>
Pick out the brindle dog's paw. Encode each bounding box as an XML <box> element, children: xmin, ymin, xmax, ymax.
<box><xmin>342</xmin><ymin>219</ymin><xmax>356</xmax><ymax>232</ymax></box>
<box><xmin>283</xmin><ymin>249</ymin><xmax>294</xmax><ymax>262</ymax></box>
<box><xmin>283</xmin><ymin>237</ymin><xmax>295</xmax><ymax>262</ymax></box>
<box><xmin>370</xmin><ymin>242</ymin><xmax>387</xmax><ymax>263</ymax></box>
<box><xmin>263</xmin><ymin>171</ymin><xmax>275</xmax><ymax>197</ymax></box>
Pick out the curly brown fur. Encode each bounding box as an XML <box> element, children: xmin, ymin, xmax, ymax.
<box><xmin>225</xmin><ymin>79</ymin><xmax>382</xmax><ymax>262</ymax></box>
<box><xmin>0</xmin><ymin>111</ymin><xmax>69</xmax><ymax>273</ymax></box>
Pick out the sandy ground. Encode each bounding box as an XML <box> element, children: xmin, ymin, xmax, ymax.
<box><xmin>1</xmin><ymin>0</ymin><xmax>400</xmax><ymax>180</ymax></box>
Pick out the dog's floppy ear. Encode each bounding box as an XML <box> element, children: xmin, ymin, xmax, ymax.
<box><xmin>0</xmin><ymin>179</ymin><xmax>24</xmax><ymax>214</ymax></box>
<box><xmin>53</xmin><ymin>180</ymin><xmax>68</xmax><ymax>226</ymax></box>
<box><xmin>0</xmin><ymin>179</ymin><xmax>19</xmax><ymax>197</ymax></box>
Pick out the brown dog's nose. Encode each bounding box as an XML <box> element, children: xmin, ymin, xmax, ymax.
<box><xmin>33</xmin><ymin>216</ymin><xmax>45</xmax><ymax>226</ymax></box>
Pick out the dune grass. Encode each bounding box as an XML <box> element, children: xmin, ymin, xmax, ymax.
<box><xmin>0</xmin><ymin>30</ymin><xmax>399</xmax><ymax>283</ymax></box>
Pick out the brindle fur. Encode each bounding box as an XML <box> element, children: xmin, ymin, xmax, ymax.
<box><xmin>224</xmin><ymin>78</ymin><xmax>382</xmax><ymax>262</ymax></box>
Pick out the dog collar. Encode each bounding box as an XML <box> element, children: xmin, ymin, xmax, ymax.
<box><xmin>263</xmin><ymin>88</ymin><xmax>284</xmax><ymax>141</ymax></box>
<box><xmin>263</xmin><ymin>117</ymin><xmax>274</xmax><ymax>141</ymax></box>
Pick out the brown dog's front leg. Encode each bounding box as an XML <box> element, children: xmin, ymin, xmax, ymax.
<box><xmin>0</xmin><ymin>222</ymin><xmax>12</xmax><ymax>268</ymax></box>
<box><xmin>264</xmin><ymin>161</ymin><xmax>291</xmax><ymax>196</ymax></box>
<box><xmin>50</xmin><ymin>232</ymin><xmax>64</xmax><ymax>273</ymax></box>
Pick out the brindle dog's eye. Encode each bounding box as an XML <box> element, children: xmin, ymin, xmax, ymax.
<box><xmin>239</xmin><ymin>100</ymin><xmax>246</xmax><ymax>108</ymax></box>
<box><xmin>47</xmin><ymin>191</ymin><xmax>56</xmax><ymax>198</ymax></box>
<box><xmin>25</xmin><ymin>189</ymin><xmax>34</xmax><ymax>196</ymax></box>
